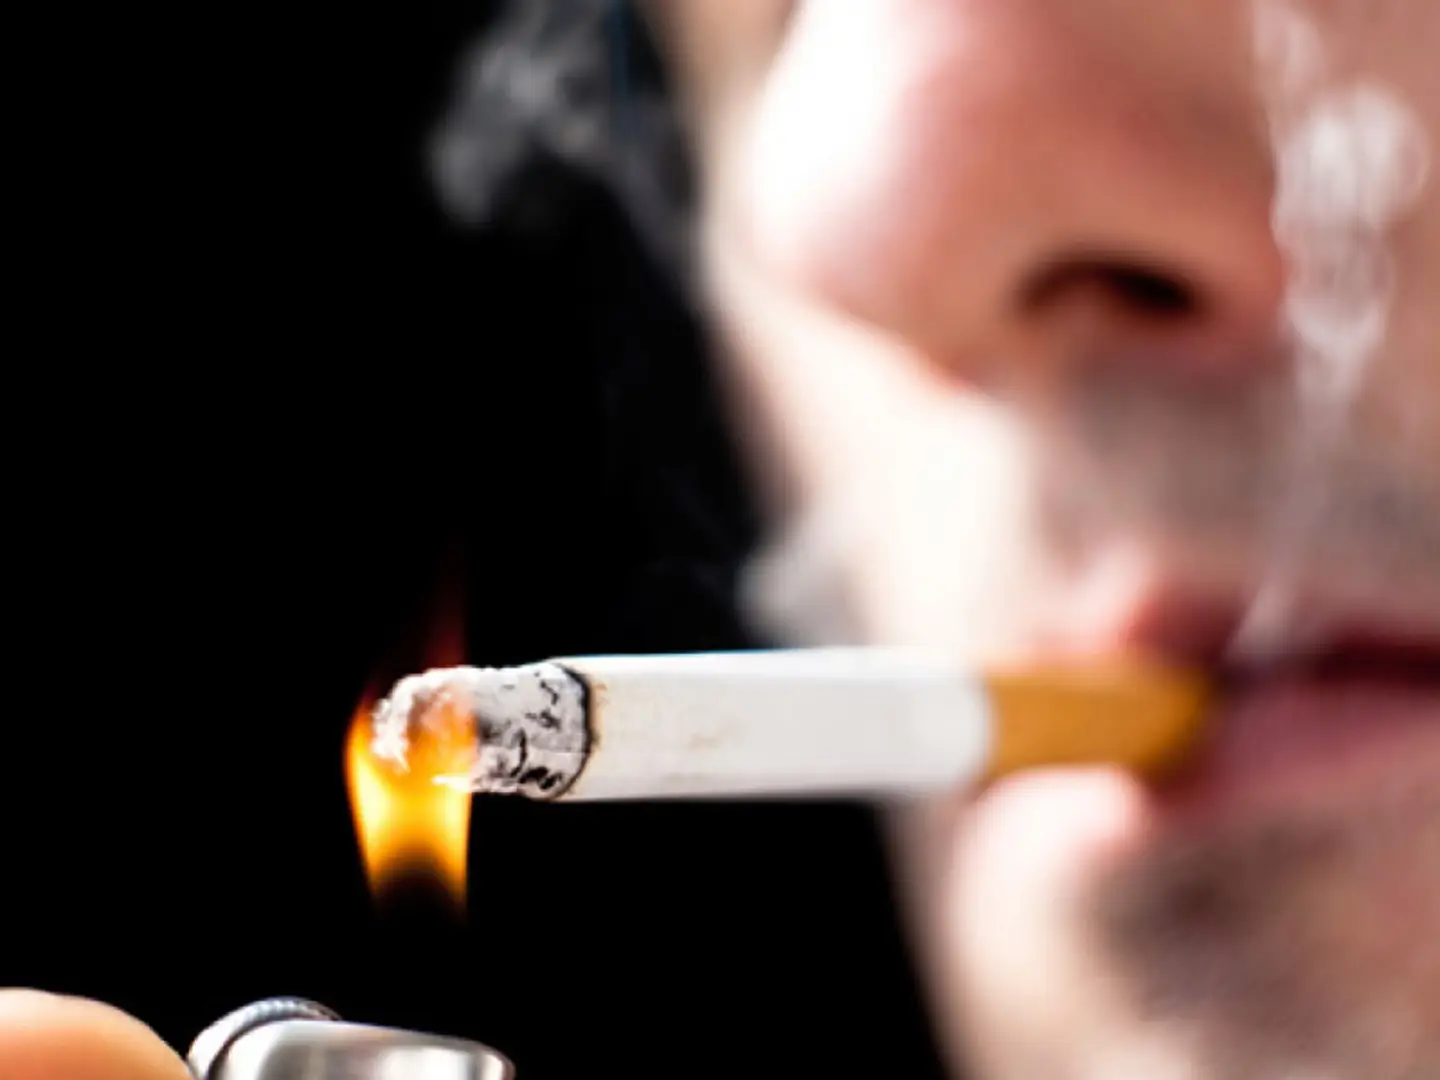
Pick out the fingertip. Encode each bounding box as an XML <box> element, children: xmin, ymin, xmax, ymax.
<box><xmin>0</xmin><ymin>989</ymin><xmax>191</xmax><ymax>1080</ymax></box>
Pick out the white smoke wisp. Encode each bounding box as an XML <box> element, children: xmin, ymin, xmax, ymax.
<box><xmin>1230</xmin><ymin>0</ymin><xmax>1432</xmax><ymax>664</ymax></box>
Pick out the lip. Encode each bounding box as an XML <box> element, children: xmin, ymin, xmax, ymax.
<box><xmin>1105</xmin><ymin>596</ymin><xmax>1440</xmax><ymax>820</ymax></box>
<box><xmin>1158</xmin><ymin>672</ymin><xmax>1440</xmax><ymax>821</ymax></box>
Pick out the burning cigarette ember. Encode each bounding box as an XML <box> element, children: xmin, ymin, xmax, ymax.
<box><xmin>365</xmin><ymin>648</ymin><xmax>1211</xmax><ymax>801</ymax></box>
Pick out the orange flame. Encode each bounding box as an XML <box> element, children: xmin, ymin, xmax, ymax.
<box><xmin>346</xmin><ymin>564</ymin><xmax>472</xmax><ymax>909</ymax></box>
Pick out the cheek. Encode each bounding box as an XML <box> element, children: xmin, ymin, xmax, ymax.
<box><xmin>711</xmin><ymin>250</ymin><xmax>1055</xmax><ymax>653</ymax></box>
<box><xmin>831</xmin><ymin>399</ymin><xmax>1047</xmax><ymax>653</ymax></box>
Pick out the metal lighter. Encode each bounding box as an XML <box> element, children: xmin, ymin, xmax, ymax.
<box><xmin>187</xmin><ymin>997</ymin><xmax>515</xmax><ymax>1080</ymax></box>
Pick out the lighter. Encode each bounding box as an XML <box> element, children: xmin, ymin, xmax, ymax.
<box><xmin>186</xmin><ymin>997</ymin><xmax>515</xmax><ymax>1080</ymax></box>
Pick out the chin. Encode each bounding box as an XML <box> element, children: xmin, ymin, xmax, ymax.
<box><xmin>947</xmin><ymin>730</ymin><xmax>1440</xmax><ymax>1080</ymax></box>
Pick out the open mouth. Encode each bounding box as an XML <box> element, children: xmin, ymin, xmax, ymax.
<box><xmin>1130</xmin><ymin>602</ymin><xmax>1440</xmax><ymax>817</ymax></box>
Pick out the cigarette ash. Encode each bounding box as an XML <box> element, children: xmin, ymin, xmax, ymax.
<box><xmin>371</xmin><ymin>662</ymin><xmax>591</xmax><ymax>799</ymax></box>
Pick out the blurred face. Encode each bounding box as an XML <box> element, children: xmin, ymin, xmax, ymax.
<box><xmin>643</xmin><ymin>1</ymin><xmax>1439</xmax><ymax>1078</ymax></box>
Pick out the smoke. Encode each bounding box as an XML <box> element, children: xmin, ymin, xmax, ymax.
<box><xmin>428</xmin><ymin>0</ymin><xmax>695</xmax><ymax>277</ymax></box>
<box><xmin>1230</xmin><ymin>0</ymin><xmax>1432</xmax><ymax>661</ymax></box>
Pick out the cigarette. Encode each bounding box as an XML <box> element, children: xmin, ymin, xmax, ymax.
<box><xmin>368</xmin><ymin>648</ymin><xmax>1211</xmax><ymax>800</ymax></box>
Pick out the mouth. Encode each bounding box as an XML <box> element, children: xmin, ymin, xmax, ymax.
<box><xmin>1121</xmin><ymin>599</ymin><xmax>1440</xmax><ymax>819</ymax></box>
<box><xmin>1230</xmin><ymin>632</ymin><xmax>1440</xmax><ymax>684</ymax></box>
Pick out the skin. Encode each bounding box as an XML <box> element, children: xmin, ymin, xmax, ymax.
<box><xmin>0</xmin><ymin>991</ymin><xmax>189</xmax><ymax>1080</ymax></box>
<box><xmin>643</xmin><ymin>2</ymin><xmax>1439</xmax><ymax>1078</ymax></box>
<box><xmin>10</xmin><ymin>1</ymin><xmax>1438</xmax><ymax>1077</ymax></box>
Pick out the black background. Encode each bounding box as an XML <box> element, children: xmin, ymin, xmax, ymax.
<box><xmin>7</xmin><ymin>3</ymin><xmax>947</xmax><ymax>1077</ymax></box>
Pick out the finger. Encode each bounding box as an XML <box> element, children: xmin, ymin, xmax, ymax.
<box><xmin>0</xmin><ymin>990</ymin><xmax>191</xmax><ymax>1080</ymax></box>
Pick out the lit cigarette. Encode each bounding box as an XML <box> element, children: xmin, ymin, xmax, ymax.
<box><xmin>368</xmin><ymin>648</ymin><xmax>1211</xmax><ymax>800</ymax></box>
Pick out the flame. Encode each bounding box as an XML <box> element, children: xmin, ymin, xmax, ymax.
<box><xmin>346</xmin><ymin>562</ymin><xmax>473</xmax><ymax>909</ymax></box>
<box><xmin>345</xmin><ymin>691</ymin><xmax>474</xmax><ymax>908</ymax></box>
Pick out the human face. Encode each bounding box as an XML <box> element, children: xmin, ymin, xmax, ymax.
<box><xmin>642</xmin><ymin>2</ymin><xmax>1439</xmax><ymax>1078</ymax></box>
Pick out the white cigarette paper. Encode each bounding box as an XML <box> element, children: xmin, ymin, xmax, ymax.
<box><xmin>369</xmin><ymin>648</ymin><xmax>1210</xmax><ymax>801</ymax></box>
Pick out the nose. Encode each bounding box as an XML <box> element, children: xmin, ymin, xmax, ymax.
<box><xmin>739</xmin><ymin>0</ymin><xmax>1288</xmax><ymax>380</ymax></box>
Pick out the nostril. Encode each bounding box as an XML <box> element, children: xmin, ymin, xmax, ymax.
<box><xmin>1101</xmin><ymin>264</ymin><xmax>1197</xmax><ymax>317</ymax></box>
<box><xmin>1021</xmin><ymin>256</ymin><xmax>1204</xmax><ymax>322</ymax></box>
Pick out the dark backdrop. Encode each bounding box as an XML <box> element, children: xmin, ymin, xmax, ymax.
<box><xmin>7</xmin><ymin>4</ymin><xmax>947</xmax><ymax>1077</ymax></box>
